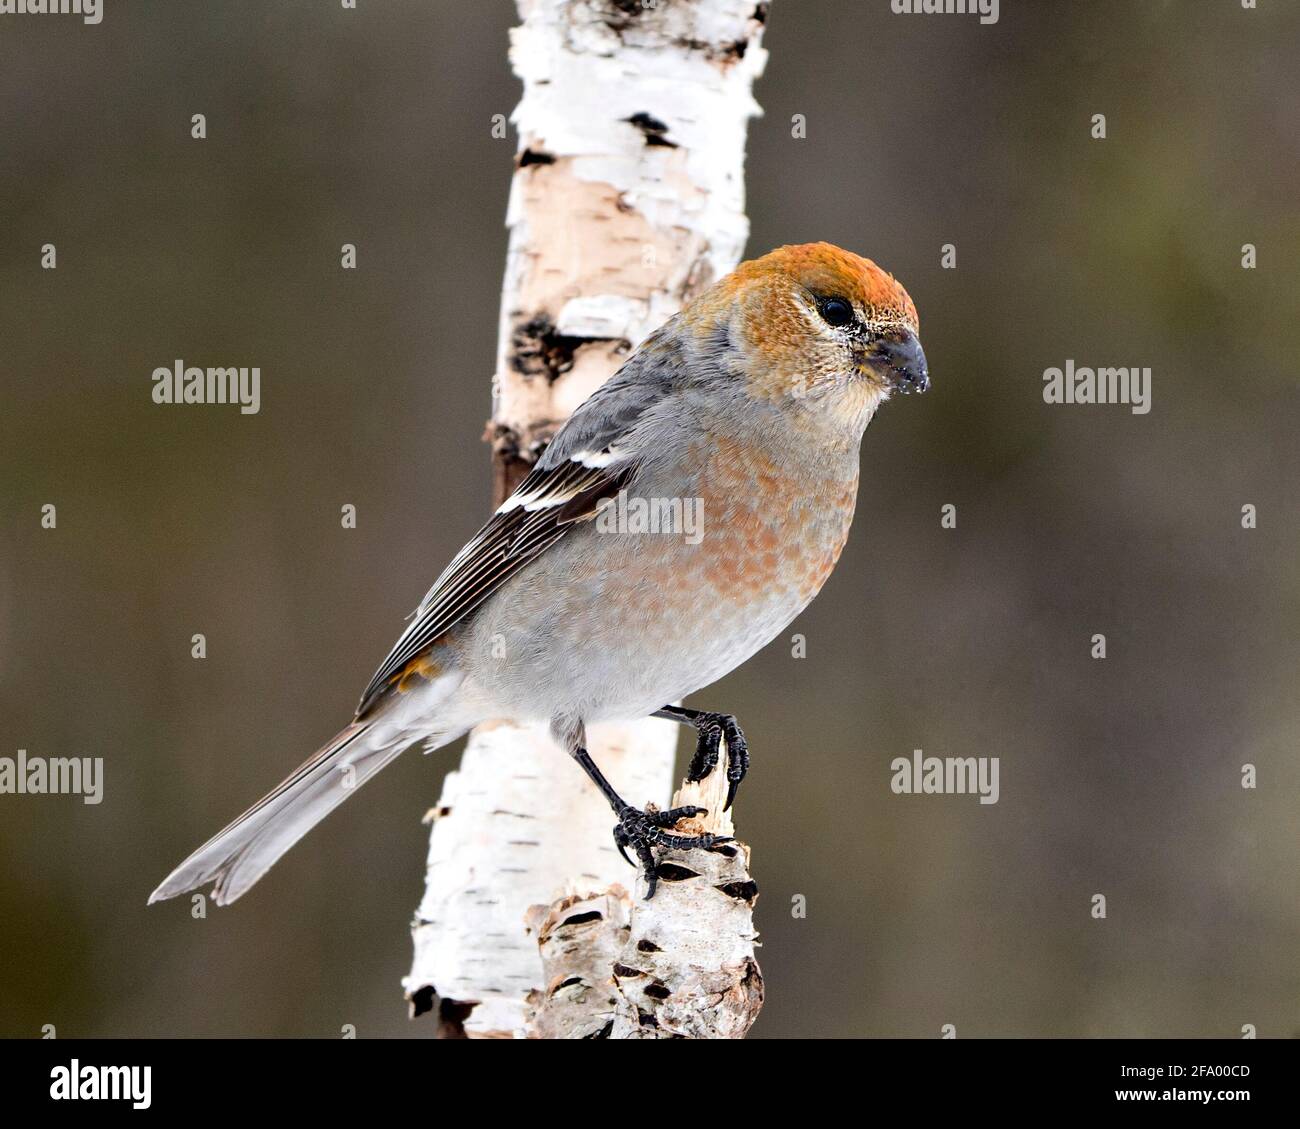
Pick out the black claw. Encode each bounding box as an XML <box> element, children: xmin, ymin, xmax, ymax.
<box><xmin>658</xmin><ymin>804</ymin><xmax>705</xmax><ymax>823</ymax></box>
<box><xmin>723</xmin><ymin>721</ymin><xmax>749</xmax><ymax>810</ymax></box>
<box><xmin>686</xmin><ymin>713</ymin><xmax>749</xmax><ymax>807</ymax></box>
<box><xmin>615</xmin><ymin>836</ymin><xmax>634</xmax><ymax>868</ymax></box>
<box><xmin>686</xmin><ymin>723</ymin><xmax>722</xmax><ymax>782</ymax></box>
<box><xmin>612</xmin><ymin>804</ymin><xmax>731</xmax><ymax>899</ymax></box>
<box><xmin>634</xmin><ymin>839</ymin><xmax>658</xmax><ymax>899</ymax></box>
<box><xmin>724</xmin><ymin>777</ymin><xmax>739</xmax><ymax>812</ymax></box>
<box><xmin>653</xmin><ymin>707</ymin><xmax>752</xmax><ymax>805</ymax></box>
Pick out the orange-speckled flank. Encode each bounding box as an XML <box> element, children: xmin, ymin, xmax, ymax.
<box><xmin>690</xmin><ymin>434</ymin><xmax>858</xmax><ymax>609</ymax></box>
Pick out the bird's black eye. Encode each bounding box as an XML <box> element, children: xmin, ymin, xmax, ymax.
<box><xmin>817</xmin><ymin>297</ymin><xmax>854</xmax><ymax>328</ymax></box>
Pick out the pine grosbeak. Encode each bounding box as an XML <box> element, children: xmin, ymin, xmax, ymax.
<box><xmin>151</xmin><ymin>241</ymin><xmax>928</xmax><ymax>904</ymax></box>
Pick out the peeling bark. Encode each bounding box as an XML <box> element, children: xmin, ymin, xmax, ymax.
<box><xmin>525</xmin><ymin>737</ymin><xmax>763</xmax><ymax>1039</ymax></box>
<box><xmin>406</xmin><ymin>0</ymin><xmax>769</xmax><ymax>1039</ymax></box>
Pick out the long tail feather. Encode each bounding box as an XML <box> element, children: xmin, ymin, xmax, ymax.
<box><xmin>149</xmin><ymin>718</ymin><xmax>408</xmax><ymax>906</ymax></box>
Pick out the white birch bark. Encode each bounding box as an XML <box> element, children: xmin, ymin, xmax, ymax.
<box><xmin>525</xmin><ymin>736</ymin><xmax>763</xmax><ymax>1038</ymax></box>
<box><xmin>404</xmin><ymin>0</ymin><xmax>770</xmax><ymax>1039</ymax></box>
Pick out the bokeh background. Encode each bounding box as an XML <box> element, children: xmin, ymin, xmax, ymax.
<box><xmin>2</xmin><ymin>0</ymin><xmax>1297</xmax><ymax>1038</ymax></box>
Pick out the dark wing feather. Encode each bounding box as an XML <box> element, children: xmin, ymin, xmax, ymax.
<box><xmin>353</xmin><ymin>336</ymin><xmax>683</xmax><ymax>718</ymax></box>
<box><xmin>355</xmin><ymin>461</ymin><xmax>629</xmax><ymax>716</ymax></box>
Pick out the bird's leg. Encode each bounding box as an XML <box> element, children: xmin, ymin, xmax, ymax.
<box><xmin>569</xmin><ymin>747</ymin><xmax>731</xmax><ymax>899</ymax></box>
<box><xmin>653</xmin><ymin>706</ymin><xmax>750</xmax><ymax>810</ymax></box>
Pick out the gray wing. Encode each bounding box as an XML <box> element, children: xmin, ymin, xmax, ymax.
<box><xmin>355</xmin><ymin>335</ymin><xmax>680</xmax><ymax>717</ymax></box>
<box><xmin>535</xmin><ymin>335</ymin><xmax>676</xmax><ymax>471</ymax></box>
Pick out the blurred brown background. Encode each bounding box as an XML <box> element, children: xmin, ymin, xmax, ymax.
<box><xmin>1</xmin><ymin>0</ymin><xmax>1297</xmax><ymax>1038</ymax></box>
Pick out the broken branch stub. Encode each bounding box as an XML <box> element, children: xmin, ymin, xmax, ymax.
<box><xmin>526</xmin><ymin>737</ymin><xmax>763</xmax><ymax>1039</ymax></box>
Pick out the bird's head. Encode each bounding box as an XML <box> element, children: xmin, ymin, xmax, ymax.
<box><xmin>686</xmin><ymin>242</ymin><xmax>927</xmax><ymax>437</ymax></box>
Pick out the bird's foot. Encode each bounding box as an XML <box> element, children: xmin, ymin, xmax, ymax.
<box><xmin>613</xmin><ymin>804</ymin><xmax>732</xmax><ymax>899</ymax></box>
<box><xmin>685</xmin><ymin>713</ymin><xmax>750</xmax><ymax>810</ymax></box>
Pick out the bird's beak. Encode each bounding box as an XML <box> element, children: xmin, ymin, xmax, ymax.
<box><xmin>865</xmin><ymin>327</ymin><xmax>929</xmax><ymax>395</ymax></box>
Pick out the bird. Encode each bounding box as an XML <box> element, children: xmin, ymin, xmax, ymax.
<box><xmin>149</xmin><ymin>241</ymin><xmax>928</xmax><ymax>906</ymax></box>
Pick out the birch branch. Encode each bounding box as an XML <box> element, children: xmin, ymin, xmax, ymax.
<box><xmin>404</xmin><ymin>0</ymin><xmax>770</xmax><ymax>1039</ymax></box>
